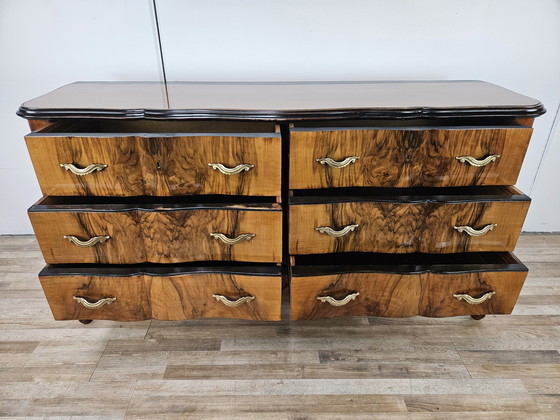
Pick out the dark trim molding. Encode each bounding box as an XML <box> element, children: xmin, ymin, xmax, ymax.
<box><xmin>17</xmin><ymin>105</ymin><xmax>546</xmax><ymax>121</ymax></box>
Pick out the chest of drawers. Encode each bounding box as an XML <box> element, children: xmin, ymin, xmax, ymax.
<box><xmin>18</xmin><ymin>81</ymin><xmax>544</xmax><ymax>323</ymax></box>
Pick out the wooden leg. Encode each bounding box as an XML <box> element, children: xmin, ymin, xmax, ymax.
<box><xmin>471</xmin><ymin>315</ymin><xmax>486</xmax><ymax>320</ymax></box>
<box><xmin>79</xmin><ymin>319</ymin><xmax>93</xmax><ymax>324</ymax></box>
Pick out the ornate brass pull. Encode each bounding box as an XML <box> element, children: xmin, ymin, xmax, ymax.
<box><xmin>453</xmin><ymin>224</ymin><xmax>497</xmax><ymax>237</ymax></box>
<box><xmin>212</xmin><ymin>294</ymin><xmax>255</xmax><ymax>307</ymax></box>
<box><xmin>210</xmin><ymin>232</ymin><xmax>255</xmax><ymax>245</ymax></box>
<box><xmin>72</xmin><ymin>296</ymin><xmax>116</xmax><ymax>309</ymax></box>
<box><xmin>453</xmin><ymin>291</ymin><xmax>495</xmax><ymax>305</ymax></box>
<box><xmin>60</xmin><ymin>163</ymin><xmax>108</xmax><ymax>175</ymax></box>
<box><xmin>64</xmin><ymin>235</ymin><xmax>111</xmax><ymax>247</ymax></box>
<box><xmin>208</xmin><ymin>163</ymin><xmax>254</xmax><ymax>175</ymax></box>
<box><xmin>316</xmin><ymin>156</ymin><xmax>360</xmax><ymax>168</ymax></box>
<box><xmin>317</xmin><ymin>292</ymin><xmax>360</xmax><ymax>306</ymax></box>
<box><xmin>455</xmin><ymin>155</ymin><xmax>500</xmax><ymax>167</ymax></box>
<box><xmin>315</xmin><ymin>224</ymin><xmax>359</xmax><ymax>237</ymax></box>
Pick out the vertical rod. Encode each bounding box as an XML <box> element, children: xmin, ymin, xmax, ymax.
<box><xmin>152</xmin><ymin>0</ymin><xmax>169</xmax><ymax>107</ymax></box>
<box><xmin>529</xmin><ymin>102</ymin><xmax>560</xmax><ymax>196</ymax></box>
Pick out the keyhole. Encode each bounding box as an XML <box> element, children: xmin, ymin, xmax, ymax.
<box><xmin>156</xmin><ymin>161</ymin><xmax>161</xmax><ymax>170</ymax></box>
<box><xmin>405</xmin><ymin>153</ymin><xmax>412</xmax><ymax>162</ymax></box>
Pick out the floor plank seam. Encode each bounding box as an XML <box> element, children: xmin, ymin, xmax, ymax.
<box><xmin>88</xmin><ymin>339</ymin><xmax>111</xmax><ymax>382</ymax></box>
<box><xmin>143</xmin><ymin>319</ymin><xmax>153</xmax><ymax>340</ymax></box>
<box><xmin>123</xmin><ymin>379</ymin><xmax>140</xmax><ymax>419</ymax></box>
<box><xmin>452</xmin><ymin>335</ymin><xmax>474</xmax><ymax>381</ymax></box>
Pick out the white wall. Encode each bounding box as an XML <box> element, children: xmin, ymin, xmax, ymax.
<box><xmin>0</xmin><ymin>0</ymin><xmax>163</xmax><ymax>233</ymax></box>
<box><xmin>1</xmin><ymin>0</ymin><xmax>559</xmax><ymax>233</ymax></box>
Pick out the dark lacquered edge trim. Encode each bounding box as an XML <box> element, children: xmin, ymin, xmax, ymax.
<box><xmin>16</xmin><ymin>104</ymin><xmax>546</xmax><ymax>121</ymax></box>
<box><xmin>291</xmin><ymin>262</ymin><xmax>527</xmax><ymax>276</ymax></box>
<box><xmin>39</xmin><ymin>263</ymin><xmax>282</xmax><ymax>277</ymax></box>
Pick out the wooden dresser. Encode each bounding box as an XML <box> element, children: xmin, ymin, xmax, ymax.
<box><xmin>18</xmin><ymin>81</ymin><xmax>544</xmax><ymax>323</ymax></box>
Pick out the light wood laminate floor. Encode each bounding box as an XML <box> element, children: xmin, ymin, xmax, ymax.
<box><xmin>1</xmin><ymin>234</ymin><xmax>559</xmax><ymax>419</ymax></box>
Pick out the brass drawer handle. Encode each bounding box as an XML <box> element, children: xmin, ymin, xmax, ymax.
<box><xmin>210</xmin><ymin>232</ymin><xmax>255</xmax><ymax>245</ymax></box>
<box><xmin>455</xmin><ymin>154</ymin><xmax>500</xmax><ymax>167</ymax></box>
<box><xmin>317</xmin><ymin>292</ymin><xmax>360</xmax><ymax>306</ymax></box>
<box><xmin>453</xmin><ymin>291</ymin><xmax>495</xmax><ymax>305</ymax></box>
<box><xmin>60</xmin><ymin>163</ymin><xmax>108</xmax><ymax>175</ymax></box>
<box><xmin>73</xmin><ymin>296</ymin><xmax>116</xmax><ymax>309</ymax></box>
<box><xmin>453</xmin><ymin>224</ymin><xmax>497</xmax><ymax>237</ymax></box>
<box><xmin>315</xmin><ymin>224</ymin><xmax>359</xmax><ymax>237</ymax></box>
<box><xmin>208</xmin><ymin>163</ymin><xmax>254</xmax><ymax>175</ymax></box>
<box><xmin>212</xmin><ymin>294</ymin><xmax>255</xmax><ymax>307</ymax></box>
<box><xmin>64</xmin><ymin>235</ymin><xmax>111</xmax><ymax>247</ymax></box>
<box><xmin>316</xmin><ymin>156</ymin><xmax>360</xmax><ymax>168</ymax></box>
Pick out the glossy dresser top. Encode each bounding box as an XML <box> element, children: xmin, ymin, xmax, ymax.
<box><xmin>18</xmin><ymin>81</ymin><xmax>545</xmax><ymax>121</ymax></box>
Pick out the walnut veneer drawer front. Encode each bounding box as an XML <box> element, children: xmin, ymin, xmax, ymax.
<box><xmin>291</xmin><ymin>253</ymin><xmax>527</xmax><ymax>320</ymax></box>
<box><xmin>25</xmin><ymin>120</ymin><xmax>281</xmax><ymax>197</ymax></box>
<box><xmin>290</xmin><ymin>186</ymin><xmax>529</xmax><ymax>255</ymax></box>
<box><xmin>39</xmin><ymin>265</ymin><xmax>282</xmax><ymax>321</ymax></box>
<box><xmin>29</xmin><ymin>197</ymin><xmax>282</xmax><ymax>264</ymax></box>
<box><xmin>290</xmin><ymin>121</ymin><xmax>532</xmax><ymax>189</ymax></box>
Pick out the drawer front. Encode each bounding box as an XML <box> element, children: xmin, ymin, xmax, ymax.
<box><xmin>40</xmin><ymin>275</ymin><xmax>151</xmax><ymax>321</ymax></box>
<box><xmin>40</xmin><ymin>272</ymin><xmax>281</xmax><ymax>321</ymax></box>
<box><xmin>25</xmin><ymin>134</ymin><xmax>281</xmax><ymax>196</ymax></box>
<box><xmin>147</xmin><ymin>274</ymin><xmax>281</xmax><ymax>321</ymax></box>
<box><xmin>291</xmin><ymin>270</ymin><xmax>527</xmax><ymax>320</ymax></box>
<box><xmin>290</xmin><ymin>200</ymin><xmax>529</xmax><ymax>254</ymax></box>
<box><xmin>30</xmin><ymin>208</ymin><xmax>282</xmax><ymax>263</ymax></box>
<box><xmin>290</xmin><ymin>126</ymin><xmax>532</xmax><ymax>189</ymax></box>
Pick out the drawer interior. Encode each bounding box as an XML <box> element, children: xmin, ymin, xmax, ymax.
<box><xmin>291</xmin><ymin>252</ymin><xmax>527</xmax><ymax>276</ymax></box>
<box><xmin>36</xmin><ymin>119</ymin><xmax>279</xmax><ymax>135</ymax></box>
<box><xmin>29</xmin><ymin>195</ymin><xmax>281</xmax><ymax>212</ymax></box>
<box><xmin>290</xmin><ymin>185</ymin><xmax>529</xmax><ymax>204</ymax></box>
<box><xmin>292</xmin><ymin>117</ymin><xmax>529</xmax><ymax>131</ymax></box>
<box><xmin>40</xmin><ymin>262</ymin><xmax>282</xmax><ymax>277</ymax></box>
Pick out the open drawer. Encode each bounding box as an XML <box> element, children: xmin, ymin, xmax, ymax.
<box><xmin>290</xmin><ymin>118</ymin><xmax>533</xmax><ymax>189</ymax></box>
<box><xmin>290</xmin><ymin>252</ymin><xmax>527</xmax><ymax>320</ymax></box>
<box><xmin>39</xmin><ymin>263</ymin><xmax>282</xmax><ymax>322</ymax></box>
<box><xmin>290</xmin><ymin>186</ymin><xmax>530</xmax><ymax>254</ymax></box>
<box><xmin>25</xmin><ymin>119</ymin><xmax>281</xmax><ymax>196</ymax></box>
<box><xmin>29</xmin><ymin>195</ymin><xmax>282</xmax><ymax>264</ymax></box>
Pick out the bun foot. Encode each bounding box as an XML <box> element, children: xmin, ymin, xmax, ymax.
<box><xmin>79</xmin><ymin>319</ymin><xmax>93</xmax><ymax>324</ymax></box>
<box><xmin>471</xmin><ymin>315</ymin><xmax>486</xmax><ymax>320</ymax></box>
